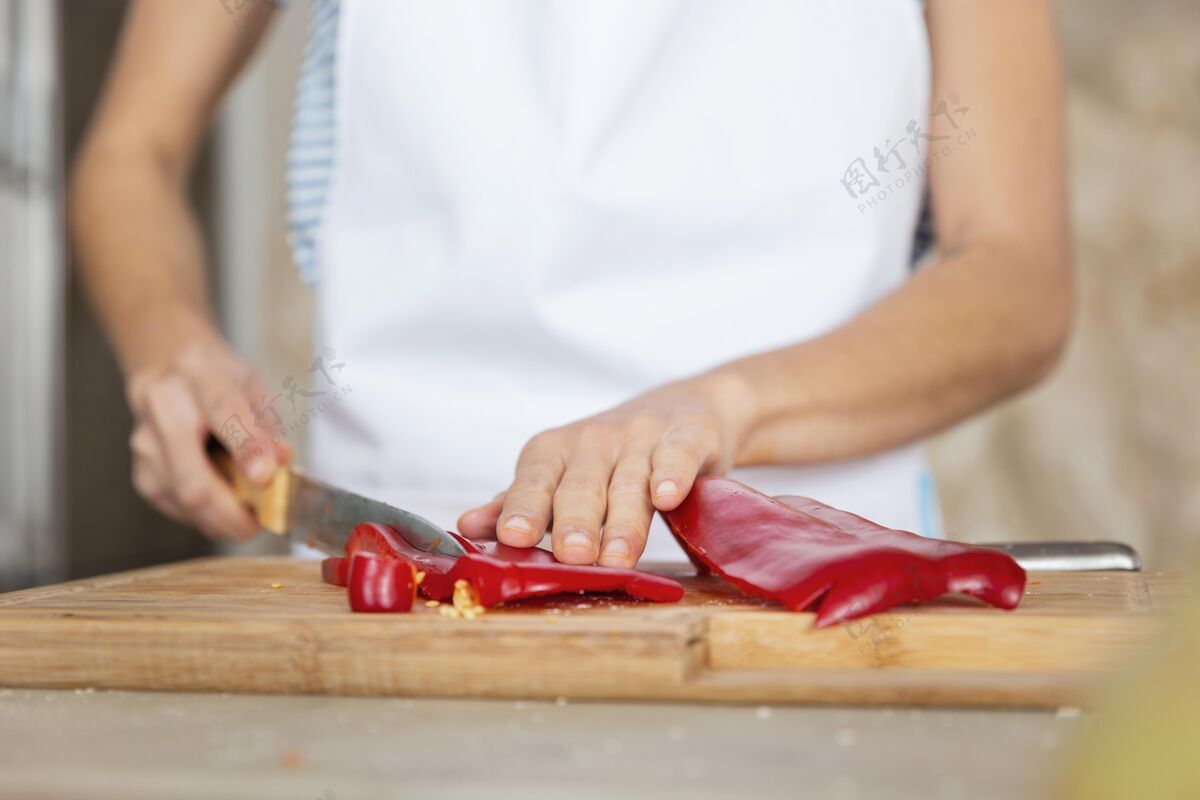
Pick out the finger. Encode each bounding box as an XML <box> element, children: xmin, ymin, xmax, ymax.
<box><xmin>272</xmin><ymin>437</ymin><xmax>294</xmax><ymax>465</ymax></box>
<box><xmin>551</xmin><ymin>443</ymin><xmax>616</xmax><ymax>565</ymax></box>
<box><xmin>130</xmin><ymin>422</ymin><xmax>168</xmax><ymax>480</ymax></box>
<box><xmin>125</xmin><ymin>367</ymin><xmax>165</xmax><ymax>418</ymax></box>
<box><xmin>130</xmin><ymin>427</ymin><xmax>187</xmax><ymax>521</ymax></box>
<box><xmin>496</xmin><ymin>436</ymin><xmax>564</xmax><ymax>547</ymax></box>
<box><xmin>132</xmin><ymin>459</ymin><xmax>186</xmax><ymax>521</ymax></box>
<box><xmin>457</xmin><ymin>493</ymin><xmax>504</xmax><ymax>539</ymax></box>
<box><xmin>145</xmin><ymin>379</ymin><xmax>259</xmax><ymax>540</ymax></box>
<box><xmin>598</xmin><ymin>456</ymin><xmax>654</xmax><ymax>568</ymax></box>
<box><xmin>241</xmin><ymin>369</ymin><xmax>294</xmax><ymax>469</ymax></box>
<box><xmin>650</xmin><ymin>423</ymin><xmax>717</xmax><ymax>512</ymax></box>
<box><xmin>178</xmin><ymin>352</ymin><xmax>278</xmax><ymax>485</ymax></box>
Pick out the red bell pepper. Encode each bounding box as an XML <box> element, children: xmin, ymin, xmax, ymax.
<box><xmin>345</xmin><ymin>552</ymin><xmax>417</xmax><ymax>613</ymax></box>
<box><xmin>343</xmin><ymin>522</ymin><xmax>458</xmax><ymax>599</ymax></box>
<box><xmin>662</xmin><ymin>477</ymin><xmax>1025</xmax><ymax>627</ymax></box>
<box><xmin>338</xmin><ymin>522</ymin><xmax>684</xmax><ymax>606</ymax></box>
<box><xmin>321</xmin><ymin>556</ymin><xmax>350</xmax><ymax>587</ymax></box>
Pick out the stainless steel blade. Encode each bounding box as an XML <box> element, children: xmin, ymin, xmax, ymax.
<box><xmin>285</xmin><ymin>469</ymin><xmax>468</xmax><ymax>558</ymax></box>
<box><xmin>980</xmin><ymin>541</ymin><xmax>1142</xmax><ymax>571</ymax></box>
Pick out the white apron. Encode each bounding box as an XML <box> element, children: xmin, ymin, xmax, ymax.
<box><xmin>307</xmin><ymin>0</ymin><xmax>937</xmax><ymax>561</ymax></box>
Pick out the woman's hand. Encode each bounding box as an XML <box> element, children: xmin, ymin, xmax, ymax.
<box><xmin>457</xmin><ymin>372</ymin><xmax>757</xmax><ymax>567</ymax></box>
<box><xmin>126</xmin><ymin>338</ymin><xmax>291</xmax><ymax>540</ymax></box>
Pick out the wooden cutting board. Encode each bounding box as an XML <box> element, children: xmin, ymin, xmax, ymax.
<box><xmin>0</xmin><ymin>557</ymin><xmax>1188</xmax><ymax>707</ymax></box>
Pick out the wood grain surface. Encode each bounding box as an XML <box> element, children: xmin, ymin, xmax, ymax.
<box><xmin>0</xmin><ymin>557</ymin><xmax>1189</xmax><ymax>707</ymax></box>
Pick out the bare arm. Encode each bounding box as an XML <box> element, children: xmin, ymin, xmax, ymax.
<box><xmin>70</xmin><ymin>0</ymin><xmax>284</xmax><ymax>539</ymax></box>
<box><xmin>462</xmin><ymin>0</ymin><xmax>1072</xmax><ymax>566</ymax></box>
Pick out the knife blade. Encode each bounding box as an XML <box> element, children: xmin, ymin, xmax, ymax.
<box><xmin>211</xmin><ymin>446</ymin><xmax>467</xmax><ymax>558</ymax></box>
<box><xmin>980</xmin><ymin>540</ymin><xmax>1142</xmax><ymax>572</ymax></box>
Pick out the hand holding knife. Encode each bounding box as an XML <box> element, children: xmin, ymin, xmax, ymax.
<box><xmin>209</xmin><ymin>442</ymin><xmax>466</xmax><ymax>559</ymax></box>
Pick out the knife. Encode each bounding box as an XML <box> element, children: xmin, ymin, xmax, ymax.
<box><xmin>211</xmin><ymin>446</ymin><xmax>467</xmax><ymax>558</ymax></box>
<box><xmin>980</xmin><ymin>540</ymin><xmax>1142</xmax><ymax>572</ymax></box>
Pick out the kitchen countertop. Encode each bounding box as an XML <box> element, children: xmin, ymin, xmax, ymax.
<box><xmin>0</xmin><ymin>689</ymin><xmax>1083</xmax><ymax>800</ymax></box>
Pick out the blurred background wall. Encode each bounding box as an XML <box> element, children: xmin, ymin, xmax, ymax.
<box><xmin>8</xmin><ymin>0</ymin><xmax>1196</xmax><ymax>585</ymax></box>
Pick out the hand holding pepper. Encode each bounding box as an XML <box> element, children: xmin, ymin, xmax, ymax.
<box><xmin>457</xmin><ymin>372</ymin><xmax>756</xmax><ymax>568</ymax></box>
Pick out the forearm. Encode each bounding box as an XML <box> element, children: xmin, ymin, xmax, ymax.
<box><xmin>65</xmin><ymin>0</ymin><xmax>290</xmax><ymax>540</ymax></box>
<box><xmin>716</xmin><ymin>237</ymin><xmax>1072</xmax><ymax>466</ymax></box>
<box><xmin>705</xmin><ymin>0</ymin><xmax>1074</xmax><ymax>469</ymax></box>
<box><xmin>70</xmin><ymin>144</ymin><xmax>220</xmax><ymax>377</ymax></box>
<box><xmin>68</xmin><ymin>0</ymin><xmax>275</xmax><ymax>379</ymax></box>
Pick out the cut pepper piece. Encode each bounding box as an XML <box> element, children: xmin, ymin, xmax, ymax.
<box><xmin>321</xmin><ymin>556</ymin><xmax>350</xmax><ymax>587</ymax></box>
<box><xmin>344</xmin><ymin>523</ymin><xmax>459</xmax><ymax>599</ymax></box>
<box><xmin>662</xmin><ymin>477</ymin><xmax>1025</xmax><ymax>627</ymax></box>
<box><xmin>444</xmin><ymin>550</ymin><xmax>685</xmax><ymax>605</ymax></box>
<box><xmin>341</xmin><ymin>523</ymin><xmax>684</xmax><ymax>606</ymax></box>
<box><xmin>346</xmin><ymin>552</ymin><xmax>417</xmax><ymax>613</ymax></box>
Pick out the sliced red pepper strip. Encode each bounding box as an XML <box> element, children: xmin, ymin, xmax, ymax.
<box><xmin>321</xmin><ymin>556</ymin><xmax>350</xmax><ymax>587</ymax></box>
<box><xmin>447</xmin><ymin>552</ymin><xmax>684</xmax><ymax>605</ymax></box>
<box><xmin>343</xmin><ymin>523</ymin><xmax>684</xmax><ymax>606</ymax></box>
<box><xmin>774</xmin><ymin>495</ymin><xmax>1025</xmax><ymax>612</ymax></box>
<box><xmin>662</xmin><ymin>477</ymin><xmax>1025</xmax><ymax>627</ymax></box>
<box><xmin>346</xmin><ymin>552</ymin><xmax>416</xmax><ymax>612</ymax></box>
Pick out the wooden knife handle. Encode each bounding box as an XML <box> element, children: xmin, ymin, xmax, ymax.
<box><xmin>208</xmin><ymin>439</ymin><xmax>291</xmax><ymax>535</ymax></box>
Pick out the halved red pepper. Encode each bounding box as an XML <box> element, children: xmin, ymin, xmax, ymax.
<box><xmin>339</xmin><ymin>522</ymin><xmax>684</xmax><ymax>606</ymax></box>
<box><xmin>662</xmin><ymin>477</ymin><xmax>1025</xmax><ymax>627</ymax></box>
<box><xmin>345</xmin><ymin>553</ymin><xmax>417</xmax><ymax>612</ymax></box>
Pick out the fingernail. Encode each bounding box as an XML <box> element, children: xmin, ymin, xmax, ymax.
<box><xmin>599</xmin><ymin>538</ymin><xmax>630</xmax><ymax>566</ymax></box>
<box><xmin>501</xmin><ymin>515</ymin><xmax>537</xmax><ymax>545</ymax></box>
<box><xmin>655</xmin><ymin>480</ymin><xmax>679</xmax><ymax>499</ymax></box>
<box><xmin>503</xmin><ymin>515</ymin><xmax>533</xmax><ymax>535</ymax></box>
<box><xmin>561</xmin><ymin>531</ymin><xmax>596</xmax><ymax>557</ymax></box>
